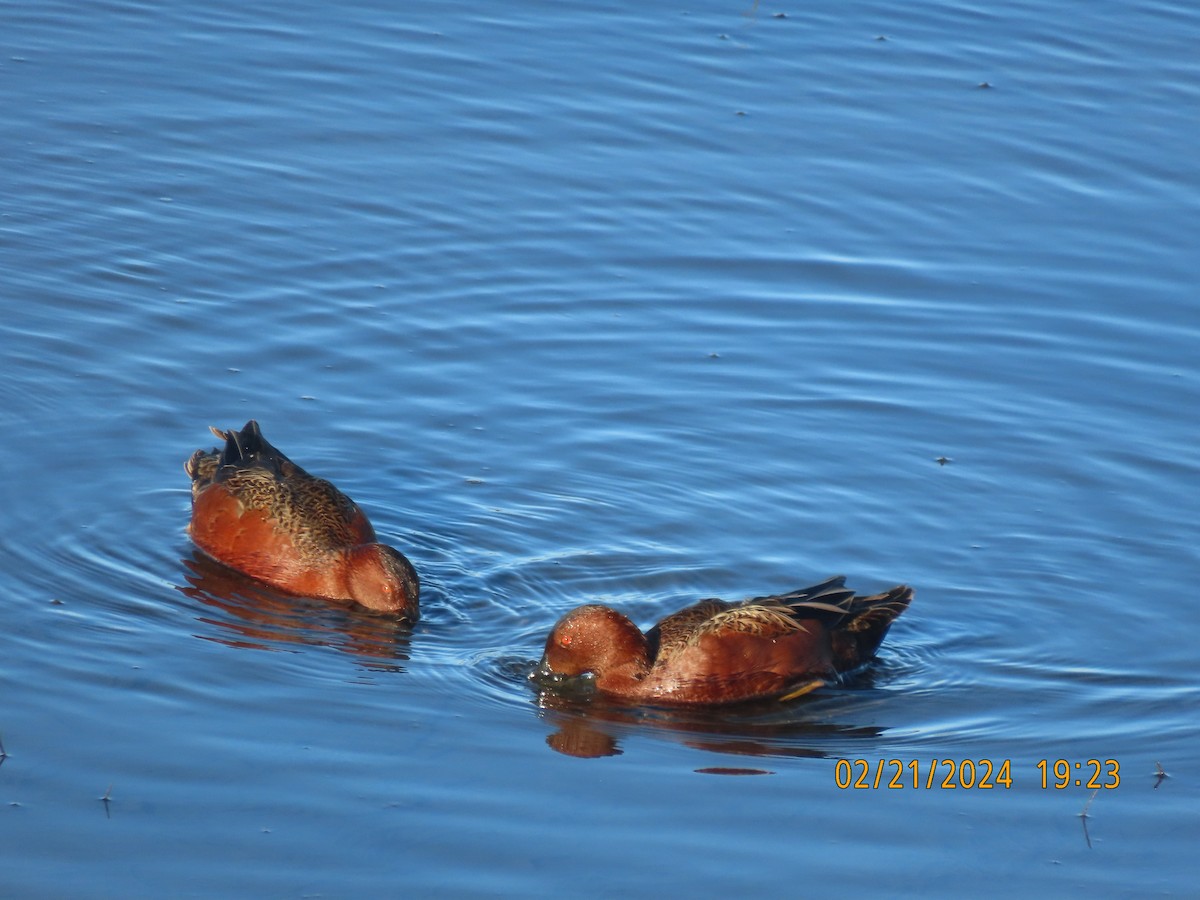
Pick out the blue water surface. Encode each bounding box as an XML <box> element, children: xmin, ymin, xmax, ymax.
<box><xmin>2</xmin><ymin>0</ymin><xmax>1198</xmax><ymax>896</ymax></box>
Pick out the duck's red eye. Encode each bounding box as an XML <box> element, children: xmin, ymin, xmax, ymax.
<box><xmin>559</xmin><ymin>633</ymin><xmax>573</xmax><ymax>648</ymax></box>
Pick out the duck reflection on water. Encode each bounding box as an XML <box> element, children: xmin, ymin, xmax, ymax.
<box><xmin>178</xmin><ymin>551</ymin><xmax>412</xmax><ymax>671</ymax></box>
<box><xmin>532</xmin><ymin>685</ymin><xmax>892</xmax><ymax>760</ymax></box>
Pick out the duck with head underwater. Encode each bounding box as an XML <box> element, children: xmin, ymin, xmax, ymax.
<box><xmin>184</xmin><ymin>420</ymin><xmax>419</xmax><ymax>620</ymax></box>
<box><xmin>533</xmin><ymin>576</ymin><xmax>912</xmax><ymax>706</ymax></box>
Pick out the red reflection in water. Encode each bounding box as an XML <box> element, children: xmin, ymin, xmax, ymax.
<box><xmin>177</xmin><ymin>551</ymin><xmax>411</xmax><ymax>670</ymax></box>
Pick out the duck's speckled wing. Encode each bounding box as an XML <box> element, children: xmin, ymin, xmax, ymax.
<box><xmin>187</xmin><ymin>420</ymin><xmax>376</xmax><ymax>553</ymax></box>
<box><xmin>685</xmin><ymin>600</ymin><xmax>811</xmax><ymax>645</ymax></box>
<box><xmin>645</xmin><ymin>598</ymin><xmax>731</xmax><ymax>661</ymax></box>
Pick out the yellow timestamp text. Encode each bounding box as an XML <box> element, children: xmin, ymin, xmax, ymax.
<box><xmin>834</xmin><ymin>758</ymin><xmax>1014</xmax><ymax>789</ymax></box>
<box><xmin>833</xmin><ymin>758</ymin><xmax>1122</xmax><ymax>789</ymax></box>
<box><xmin>1036</xmin><ymin>758</ymin><xmax>1120</xmax><ymax>789</ymax></box>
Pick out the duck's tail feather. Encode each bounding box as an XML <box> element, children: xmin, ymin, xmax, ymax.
<box><xmin>216</xmin><ymin>420</ymin><xmax>260</xmax><ymax>466</ymax></box>
<box><xmin>768</xmin><ymin>576</ymin><xmax>856</xmax><ymax>623</ymax></box>
<box><xmin>211</xmin><ymin>420</ymin><xmax>293</xmax><ymax>475</ymax></box>
<box><xmin>831</xmin><ymin>584</ymin><xmax>914</xmax><ymax>672</ymax></box>
<box><xmin>184</xmin><ymin>447</ymin><xmax>218</xmax><ymax>485</ymax></box>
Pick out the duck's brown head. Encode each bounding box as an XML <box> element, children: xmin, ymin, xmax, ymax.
<box><xmin>345</xmin><ymin>543</ymin><xmax>420</xmax><ymax>621</ymax></box>
<box><xmin>534</xmin><ymin>605</ymin><xmax>650</xmax><ymax>692</ymax></box>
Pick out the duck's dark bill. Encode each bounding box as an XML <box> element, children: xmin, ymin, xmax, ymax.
<box><xmin>531</xmin><ymin>660</ymin><xmax>598</xmax><ymax>699</ymax></box>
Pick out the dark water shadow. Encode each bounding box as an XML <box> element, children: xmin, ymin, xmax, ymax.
<box><xmin>176</xmin><ymin>552</ymin><xmax>412</xmax><ymax>671</ymax></box>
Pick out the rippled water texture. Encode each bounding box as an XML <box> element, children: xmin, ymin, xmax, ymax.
<box><xmin>3</xmin><ymin>0</ymin><xmax>1198</xmax><ymax>895</ymax></box>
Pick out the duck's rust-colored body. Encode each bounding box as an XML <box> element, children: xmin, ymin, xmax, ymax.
<box><xmin>534</xmin><ymin>577</ymin><xmax>911</xmax><ymax>706</ymax></box>
<box><xmin>185</xmin><ymin>420</ymin><xmax>419</xmax><ymax>619</ymax></box>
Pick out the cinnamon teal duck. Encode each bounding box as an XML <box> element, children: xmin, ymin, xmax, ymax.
<box><xmin>185</xmin><ymin>420</ymin><xmax>419</xmax><ymax>619</ymax></box>
<box><xmin>533</xmin><ymin>576</ymin><xmax>911</xmax><ymax>705</ymax></box>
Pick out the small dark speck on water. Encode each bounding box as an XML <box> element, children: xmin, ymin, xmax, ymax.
<box><xmin>936</xmin><ymin>456</ymin><xmax>952</xmax><ymax>466</ymax></box>
<box><xmin>978</xmin><ymin>82</ymin><xmax>992</xmax><ymax>89</ymax></box>
<box><xmin>696</xmin><ymin>767</ymin><xmax>775</xmax><ymax>776</ymax></box>
<box><xmin>772</xmin><ymin>12</ymin><xmax>787</xmax><ymax>18</ymax></box>
<box><xmin>876</xmin><ymin>35</ymin><xmax>888</xmax><ymax>41</ymax></box>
